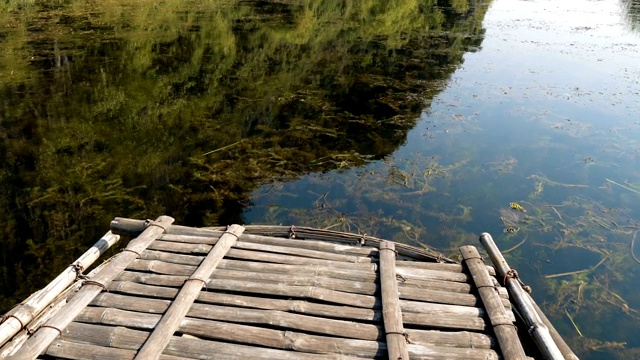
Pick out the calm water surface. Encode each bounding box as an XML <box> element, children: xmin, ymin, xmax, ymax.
<box><xmin>1</xmin><ymin>0</ymin><xmax>639</xmax><ymax>358</ymax></box>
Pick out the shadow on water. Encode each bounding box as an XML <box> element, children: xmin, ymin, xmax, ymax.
<box><xmin>0</xmin><ymin>0</ymin><xmax>492</xmax><ymax>311</ymax></box>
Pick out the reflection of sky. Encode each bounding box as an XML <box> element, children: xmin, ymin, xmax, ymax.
<box><xmin>454</xmin><ymin>0</ymin><xmax>639</xmax><ymax>115</ymax></box>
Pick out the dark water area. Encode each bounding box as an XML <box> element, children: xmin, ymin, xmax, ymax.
<box><xmin>1</xmin><ymin>0</ymin><xmax>640</xmax><ymax>358</ymax></box>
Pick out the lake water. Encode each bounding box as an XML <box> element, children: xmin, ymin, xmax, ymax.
<box><xmin>1</xmin><ymin>0</ymin><xmax>639</xmax><ymax>358</ymax></box>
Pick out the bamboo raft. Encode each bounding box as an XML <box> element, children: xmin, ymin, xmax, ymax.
<box><xmin>0</xmin><ymin>216</ymin><xmax>579</xmax><ymax>359</ymax></box>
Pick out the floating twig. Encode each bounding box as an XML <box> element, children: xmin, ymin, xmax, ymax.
<box><xmin>605</xmin><ymin>178</ymin><xmax>640</xmax><ymax>196</ymax></box>
<box><xmin>545</xmin><ymin>256</ymin><xmax>608</xmax><ymax>279</ymax></box>
<box><xmin>547</xmin><ymin>206</ymin><xmax>563</xmax><ymax>220</ymax></box>
<box><xmin>202</xmin><ymin>141</ymin><xmax>243</xmax><ymax>156</ymax></box>
<box><xmin>564</xmin><ymin>308</ymin><xmax>583</xmax><ymax>337</ymax></box>
<box><xmin>632</xmin><ymin>230</ymin><xmax>640</xmax><ymax>265</ymax></box>
<box><xmin>503</xmin><ymin>234</ymin><xmax>528</xmax><ymax>254</ymax></box>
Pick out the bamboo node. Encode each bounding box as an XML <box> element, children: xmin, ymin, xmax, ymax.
<box><xmin>1</xmin><ymin>314</ymin><xmax>25</xmax><ymax>330</ymax></box>
<box><xmin>223</xmin><ymin>229</ymin><xmax>241</xmax><ymax>240</ymax></box>
<box><xmin>121</xmin><ymin>248</ymin><xmax>141</xmax><ymax>258</ymax></box>
<box><xmin>359</xmin><ymin>234</ymin><xmax>366</xmax><ymax>246</ymax></box>
<box><xmin>145</xmin><ymin>219</ymin><xmax>167</xmax><ymax>231</ymax></box>
<box><xmin>436</xmin><ymin>254</ymin><xmax>444</xmax><ymax>263</ymax></box>
<box><xmin>379</xmin><ymin>247</ymin><xmax>398</xmax><ymax>255</ymax></box>
<box><xmin>289</xmin><ymin>225</ymin><xmax>297</xmax><ymax>239</ymax></box>
<box><xmin>185</xmin><ymin>277</ymin><xmax>208</xmax><ymax>289</ymax></box>
<box><xmin>40</xmin><ymin>325</ymin><xmax>64</xmax><ymax>340</ymax></box>
<box><xmin>386</xmin><ymin>331</ymin><xmax>410</xmax><ymax>343</ymax></box>
<box><xmin>82</xmin><ymin>280</ymin><xmax>109</xmax><ymax>292</ymax></box>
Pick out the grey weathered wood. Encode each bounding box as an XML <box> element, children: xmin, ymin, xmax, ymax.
<box><xmin>75</xmin><ymin>307</ymin><xmax>386</xmax><ymax>357</ymax></box>
<box><xmin>210</xmin><ymin>268</ymin><xmax>378</xmax><ymax>295</ymax></box>
<box><xmin>147</xmin><ymin>240</ymin><xmax>377</xmax><ymax>270</ymax></box>
<box><xmin>93</xmin><ymin>290</ymin><xmax>380</xmax><ymax>322</ymax></box>
<box><xmin>9</xmin><ymin>215</ymin><xmax>174</xmax><ymax>359</ymax></box>
<box><xmin>135</xmin><ymin>224</ymin><xmax>245</xmax><ymax>359</ymax></box>
<box><xmin>405</xmin><ymin>329</ymin><xmax>495</xmax><ymax>349</ymax></box>
<box><xmin>398</xmin><ymin>276</ymin><xmax>473</xmax><ymax>293</ymax></box>
<box><xmin>206</xmin><ymin>278</ymin><xmax>380</xmax><ymax>308</ymax></box>
<box><xmin>160</xmin><ymin>232</ymin><xmax>376</xmax><ymax>257</ymax></box>
<box><xmin>0</xmin><ymin>231</ymin><xmax>120</xmax><ymax>348</ymax></box>
<box><xmin>460</xmin><ymin>245</ymin><xmax>526</xmax><ymax>360</ymax></box>
<box><xmin>92</xmin><ymin>293</ymin><xmax>381</xmax><ymax>341</ymax></box>
<box><xmin>234</xmin><ymin>241</ymin><xmax>374</xmax><ymax>263</ymax></box>
<box><xmin>406</xmin><ymin>343</ymin><xmax>499</xmax><ymax>360</ymax></box>
<box><xmin>396</xmin><ymin>260</ymin><xmax>497</xmax><ymax>276</ymax></box>
<box><xmin>404</xmin><ymin>311</ymin><xmax>487</xmax><ymax>331</ymax></box>
<box><xmin>98</xmin><ymin>283</ymin><xmax>502</xmax><ymax>333</ymax></box>
<box><xmin>73</xmin><ymin>307</ymin><xmax>499</xmax><ymax>360</ymax></box>
<box><xmin>379</xmin><ymin>241</ymin><xmax>409</xmax><ymax>360</ymax></box>
<box><xmin>61</xmin><ymin>322</ymin><xmax>360</xmax><ymax>359</ymax></box>
<box><xmin>169</xmin><ymin>224</ymin><xmax>455</xmax><ymax>263</ymax></box>
<box><xmin>241</xmin><ymin>233</ymin><xmax>377</xmax><ymax>256</ymax></box>
<box><xmin>479</xmin><ymin>233</ymin><xmax>570</xmax><ymax>360</ymax></box>
<box><xmin>396</xmin><ymin>266</ymin><xmax>471</xmax><ymax>282</ymax></box>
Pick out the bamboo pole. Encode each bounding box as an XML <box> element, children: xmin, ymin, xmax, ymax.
<box><xmin>0</xmin><ymin>231</ymin><xmax>120</xmax><ymax>348</ymax></box>
<box><xmin>134</xmin><ymin>224</ymin><xmax>245</xmax><ymax>359</ymax></box>
<box><xmin>9</xmin><ymin>215</ymin><xmax>174</xmax><ymax>359</ymax></box>
<box><xmin>459</xmin><ymin>245</ymin><xmax>526</xmax><ymax>360</ymax></box>
<box><xmin>479</xmin><ymin>233</ymin><xmax>571</xmax><ymax>360</ymax></box>
<box><xmin>379</xmin><ymin>241</ymin><xmax>409</xmax><ymax>360</ymax></box>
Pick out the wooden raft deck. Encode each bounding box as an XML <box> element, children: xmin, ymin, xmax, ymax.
<box><xmin>0</xmin><ymin>216</ymin><xmax>578</xmax><ymax>359</ymax></box>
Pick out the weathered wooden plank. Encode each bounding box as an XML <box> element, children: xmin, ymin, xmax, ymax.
<box><xmin>136</xmin><ymin>224</ymin><xmax>244</xmax><ymax>359</ymax></box>
<box><xmin>160</xmin><ymin>232</ymin><xmax>377</xmax><ymax>257</ymax></box>
<box><xmin>91</xmin><ymin>292</ymin><xmax>381</xmax><ymax>340</ymax></box>
<box><xmin>400</xmin><ymin>285</ymin><xmax>512</xmax><ymax>309</ymax></box>
<box><xmin>75</xmin><ymin>307</ymin><xmax>499</xmax><ymax>358</ymax></box>
<box><xmin>405</xmin><ymin>329</ymin><xmax>495</xmax><ymax>350</ymax></box>
<box><xmin>75</xmin><ymin>307</ymin><xmax>386</xmax><ymax>357</ymax></box>
<box><xmin>97</xmin><ymin>285</ymin><xmax>503</xmax><ymax>334</ymax></box>
<box><xmin>400</xmin><ymin>299</ymin><xmax>515</xmax><ymax>323</ymax></box>
<box><xmin>0</xmin><ymin>231</ymin><xmax>120</xmax><ymax>348</ymax></box>
<box><xmin>399</xmin><ymin>286</ymin><xmax>482</xmax><ymax>307</ymax></box>
<box><xmin>379</xmin><ymin>241</ymin><xmax>409</xmax><ymax>360</ymax></box>
<box><xmin>403</xmin><ymin>311</ymin><xmax>487</xmax><ymax>331</ymax></box>
<box><xmin>406</xmin><ymin>343</ymin><xmax>499</xmax><ymax>360</ymax></box>
<box><xmin>460</xmin><ymin>245</ymin><xmax>526</xmax><ymax>360</ymax></box>
<box><xmin>141</xmin><ymin>249</ymin><xmax>203</xmax><ymax>266</ymax></box>
<box><xmin>398</xmin><ymin>276</ymin><xmax>473</xmax><ymax>293</ymax></box>
<box><xmin>396</xmin><ymin>266</ymin><xmax>471</xmax><ymax>283</ymax></box>
<box><xmin>397</xmin><ymin>260</ymin><xmax>497</xmax><ymax>276</ymax></box>
<box><xmin>147</xmin><ymin>240</ymin><xmax>377</xmax><ymax>270</ymax></box>
<box><xmin>46</xmin><ymin>339</ymin><xmax>156</xmax><ymax>360</ymax></box>
<box><xmin>115</xmin><ymin>272</ymin><xmax>188</xmax><ymax>289</ymax></box>
<box><xmin>169</xmin><ymin>224</ymin><xmax>455</xmax><ymax>263</ymax></box>
<box><xmin>188</xmin><ymin>304</ymin><xmax>382</xmax><ymax>340</ymax></box>
<box><xmin>242</xmin><ymin>233</ymin><xmax>377</xmax><ymax>256</ymax></box>
<box><xmin>211</xmin><ymin>268</ymin><xmax>378</xmax><ymax>295</ymax></box>
<box><xmin>128</xmin><ymin>258</ymin><xmax>197</xmax><ymax>276</ymax></box>
<box><xmin>62</xmin><ymin>322</ymin><xmax>359</xmax><ymax>360</ymax></box>
<box><xmin>234</xmin><ymin>241</ymin><xmax>374</xmax><ymax>263</ymax></box>
<box><xmin>217</xmin><ymin>258</ymin><xmax>377</xmax><ymax>282</ymax></box>
<box><xmin>9</xmin><ymin>216</ymin><xmax>175</xmax><ymax>359</ymax></box>
<box><xmin>400</xmin><ymin>299</ymin><xmax>485</xmax><ymax>317</ymax></box>
<box><xmin>206</xmin><ymin>278</ymin><xmax>381</xmax><ymax>308</ymax></box>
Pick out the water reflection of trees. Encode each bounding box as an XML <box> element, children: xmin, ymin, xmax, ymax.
<box><xmin>0</xmin><ymin>0</ymin><xmax>491</xmax><ymax>310</ymax></box>
<box><xmin>621</xmin><ymin>0</ymin><xmax>640</xmax><ymax>30</ymax></box>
